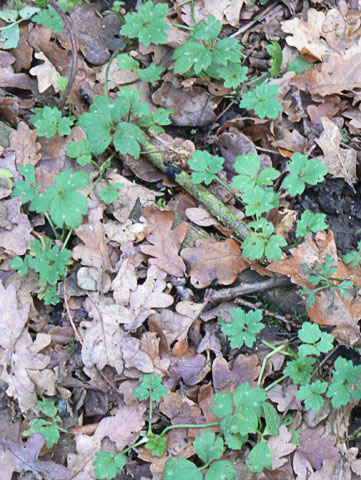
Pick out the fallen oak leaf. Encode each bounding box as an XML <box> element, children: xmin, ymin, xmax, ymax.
<box><xmin>140</xmin><ymin>205</ymin><xmax>188</xmax><ymax>277</ymax></box>
<box><xmin>181</xmin><ymin>237</ymin><xmax>249</xmax><ymax>288</ymax></box>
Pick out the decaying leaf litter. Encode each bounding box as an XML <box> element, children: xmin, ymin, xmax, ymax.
<box><xmin>2</xmin><ymin>0</ymin><xmax>361</xmax><ymax>478</ymax></box>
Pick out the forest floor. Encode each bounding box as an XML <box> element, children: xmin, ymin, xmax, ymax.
<box><xmin>2</xmin><ymin>0</ymin><xmax>361</xmax><ymax>479</ymax></box>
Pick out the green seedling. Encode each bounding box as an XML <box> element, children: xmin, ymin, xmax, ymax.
<box><xmin>344</xmin><ymin>240</ymin><xmax>361</xmax><ymax>267</ymax></box>
<box><xmin>267</xmin><ymin>41</ymin><xmax>282</xmax><ymax>78</ymax></box>
<box><xmin>0</xmin><ymin>6</ymin><xmax>40</xmax><ymax>49</ymax></box>
<box><xmin>188</xmin><ymin>150</ymin><xmax>224</xmax><ymax>185</ymax></box>
<box><xmin>219</xmin><ymin>307</ymin><xmax>264</xmax><ymax>349</ymax></box>
<box><xmin>120</xmin><ymin>0</ymin><xmax>169</xmax><ymax>46</ymax></box>
<box><xmin>117</xmin><ymin>53</ymin><xmax>163</xmax><ymax>82</ymax></box>
<box><xmin>231</xmin><ymin>152</ymin><xmax>280</xmax><ymax>191</ymax></box>
<box><xmin>299</xmin><ymin>254</ymin><xmax>354</xmax><ymax>312</ymax></box>
<box><xmin>31</xmin><ymin>106</ymin><xmax>75</xmax><ymax>138</ymax></box>
<box><xmin>11</xmin><ymin>236</ymin><xmax>72</xmax><ymax>305</ymax></box>
<box><xmin>242</xmin><ymin>218</ymin><xmax>287</xmax><ymax>261</ymax></box>
<box><xmin>23</xmin><ymin>398</ymin><xmax>68</xmax><ymax>448</ymax></box>
<box><xmin>296</xmin><ymin>210</ymin><xmax>328</xmax><ymax>238</ymax></box>
<box><xmin>32</xmin><ymin>3</ymin><xmax>65</xmax><ymax>32</ymax></box>
<box><xmin>173</xmin><ymin>14</ymin><xmax>247</xmax><ymax>88</ymax></box>
<box><xmin>240</xmin><ymin>83</ymin><xmax>283</xmax><ymax>119</ymax></box>
<box><xmin>326</xmin><ymin>357</ymin><xmax>361</xmax><ymax>408</ymax></box>
<box><xmin>296</xmin><ymin>380</ymin><xmax>328</xmax><ymax>411</ymax></box>
<box><xmin>78</xmin><ymin>88</ymin><xmax>171</xmax><ymax>156</ymax></box>
<box><xmin>282</xmin><ymin>152</ymin><xmax>328</xmax><ymax>196</ymax></box>
<box><xmin>164</xmin><ymin>430</ymin><xmax>235</xmax><ymax>480</ymax></box>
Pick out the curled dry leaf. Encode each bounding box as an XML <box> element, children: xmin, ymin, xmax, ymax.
<box><xmin>281</xmin><ymin>9</ymin><xmax>328</xmax><ymax>62</ymax></box>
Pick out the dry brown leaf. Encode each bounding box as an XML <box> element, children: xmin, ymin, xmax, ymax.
<box><xmin>0</xmin><ymin>434</ymin><xmax>70</xmax><ymax>479</ymax></box>
<box><xmin>58</xmin><ymin>4</ymin><xmax>123</xmax><ymax>66</ymax></box>
<box><xmin>94</xmin><ymin>403</ymin><xmax>146</xmax><ymax>451</ymax></box>
<box><xmin>316</xmin><ymin>117</ymin><xmax>357</xmax><ymax>186</ymax></box>
<box><xmin>169</xmin><ymin>350</ymin><xmax>210</xmax><ymax>386</ymax></box>
<box><xmin>67</xmin><ymin>433</ymin><xmax>101</xmax><ymax>480</ymax></box>
<box><xmin>292</xmin><ymin>52</ymin><xmax>361</xmax><ymax>97</ymax></box>
<box><xmin>0</xmin><ymin>281</ymin><xmax>49</xmax><ymax>412</ymax></box>
<box><xmin>281</xmin><ymin>9</ymin><xmax>328</xmax><ymax>62</ymax></box>
<box><xmin>268</xmin><ymin>231</ymin><xmax>361</xmax><ymax>347</ymax></box>
<box><xmin>128</xmin><ymin>265</ymin><xmax>174</xmax><ymax>330</ymax></box>
<box><xmin>111</xmin><ymin>243</ymin><xmax>145</xmax><ymax>306</ymax></box>
<box><xmin>296</xmin><ymin>426</ymin><xmax>339</xmax><ymax>471</ymax></box>
<box><xmin>181</xmin><ymin>237</ymin><xmax>248</xmax><ymax>288</ymax></box>
<box><xmin>212</xmin><ymin>353</ymin><xmax>260</xmax><ymax>393</ymax></box>
<box><xmin>268</xmin><ymin>425</ymin><xmax>297</xmax><ymax>470</ymax></box>
<box><xmin>152</xmin><ymin>77</ymin><xmax>217</xmax><ymax>126</ymax></box>
<box><xmin>107</xmin><ymin>171</ymin><xmax>158</xmax><ymax>223</ymax></box>
<box><xmin>140</xmin><ymin>205</ymin><xmax>188</xmax><ymax>277</ymax></box>
<box><xmin>267</xmin><ymin>384</ymin><xmax>302</xmax><ymax>412</ymax></box>
<box><xmin>0</xmin><ymin>196</ymin><xmax>32</xmax><ymax>256</ymax></box>
<box><xmin>96</xmin><ymin>60</ymin><xmax>138</xmax><ymax>89</ymax></box>
<box><xmin>73</xmin><ymin>199</ymin><xmax>113</xmax><ymax>294</ymax></box>
<box><xmin>9</xmin><ymin>121</ymin><xmax>41</xmax><ymax>167</ymax></box>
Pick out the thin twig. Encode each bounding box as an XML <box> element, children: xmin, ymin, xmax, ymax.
<box><xmin>235</xmin><ymin>297</ymin><xmax>292</xmax><ymax>323</ymax></box>
<box><xmin>210</xmin><ymin>276</ymin><xmax>291</xmax><ymax>302</ymax></box>
<box><xmin>47</xmin><ymin>0</ymin><xmax>78</xmax><ymax>111</ymax></box>
<box><xmin>63</xmin><ymin>270</ymin><xmax>83</xmax><ymax>345</ymax></box>
<box><xmin>230</xmin><ymin>1</ymin><xmax>280</xmax><ymax>37</ymax></box>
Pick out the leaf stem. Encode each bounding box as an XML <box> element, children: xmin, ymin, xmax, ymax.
<box><xmin>47</xmin><ymin>0</ymin><xmax>78</xmax><ymax>112</ymax></box>
<box><xmin>159</xmin><ymin>421</ymin><xmax>220</xmax><ymax>437</ymax></box>
<box><xmin>44</xmin><ymin>212</ymin><xmax>60</xmax><ymax>240</ymax></box>
<box><xmin>104</xmin><ymin>41</ymin><xmax>125</xmax><ymax>97</ymax></box>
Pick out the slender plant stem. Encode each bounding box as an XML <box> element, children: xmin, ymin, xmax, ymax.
<box><xmin>160</xmin><ymin>421</ymin><xmax>220</xmax><ymax>437</ymax></box>
<box><xmin>104</xmin><ymin>42</ymin><xmax>125</xmax><ymax>96</ymax></box>
<box><xmin>47</xmin><ymin>0</ymin><xmax>78</xmax><ymax>112</ymax></box>
<box><xmin>44</xmin><ymin>212</ymin><xmax>60</xmax><ymax>240</ymax></box>
<box><xmin>264</xmin><ymin>374</ymin><xmax>288</xmax><ymax>392</ymax></box>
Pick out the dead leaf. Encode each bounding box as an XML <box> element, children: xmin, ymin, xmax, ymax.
<box><xmin>0</xmin><ymin>196</ymin><xmax>32</xmax><ymax>256</ymax></box>
<box><xmin>60</xmin><ymin>4</ymin><xmax>123</xmax><ymax>66</ymax></box>
<box><xmin>316</xmin><ymin>116</ymin><xmax>357</xmax><ymax>186</ymax></box>
<box><xmin>29</xmin><ymin>52</ymin><xmax>60</xmax><ymax>93</ymax></box>
<box><xmin>152</xmin><ymin>77</ymin><xmax>217</xmax><ymax>126</ymax></box>
<box><xmin>268</xmin><ymin>231</ymin><xmax>361</xmax><ymax>347</ymax></box>
<box><xmin>181</xmin><ymin>237</ymin><xmax>249</xmax><ymax>288</ymax></box>
<box><xmin>281</xmin><ymin>9</ymin><xmax>328</xmax><ymax>62</ymax></box>
<box><xmin>268</xmin><ymin>425</ymin><xmax>297</xmax><ymax>469</ymax></box>
<box><xmin>73</xmin><ymin>199</ymin><xmax>113</xmax><ymax>294</ymax></box>
<box><xmin>9</xmin><ymin>121</ymin><xmax>41</xmax><ymax>167</ymax></box>
<box><xmin>140</xmin><ymin>205</ymin><xmax>188</xmax><ymax>277</ymax></box>
<box><xmin>212</xmin><ymin>354</ymin><xmax>260</xmax><ymax>393</ymax></box>
<box><xmin>111</xmin><ymin>242</ymin><xmax>145</xmax><ymax>306</ymax></box>
<box><xmin>95</xmin><ymin>403</ymin><xmax>146</xmax><ymax>451</ymax></box>
<box><xmin>0</xmin><ymin>434</ymin><xmax>69</xmax><ymax>479</ymax></box>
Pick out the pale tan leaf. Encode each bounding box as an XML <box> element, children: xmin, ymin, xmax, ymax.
<box><xmin>316</xmin><ymin>117</ymin><xmax>357</xmax><ymax>186</ymax></box>
<box><xmin>29</xmin><ymin>52</ymin><xmax>60</xmax><ymax>93</ymax></box>
<box><xmin>281</xmin><ymin>9</ymin><xmax>328</xmax><ymax>61</ymax></box>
